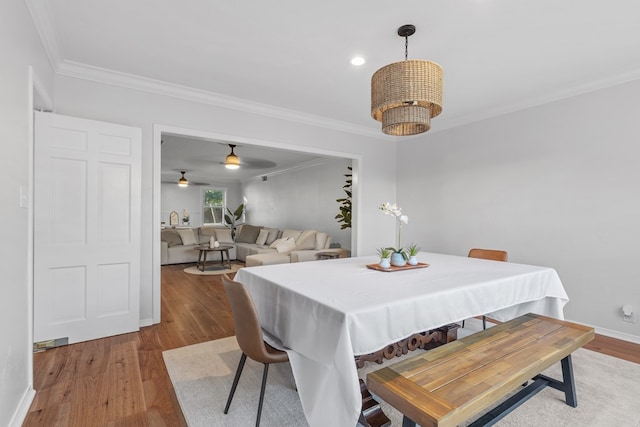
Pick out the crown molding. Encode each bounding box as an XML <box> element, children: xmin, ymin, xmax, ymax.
<box><xmin>56</xmin><ymin>60</ymin><xmax>387</xmax><ymax>140</ymax></box>
<box><xmin>26</xmin><ymin>0</ymin><xmax>640</xmax><ymax>141</ymax></box>
<box><xmin>433</xmin><ymin>67</ymin><xmax>640</xmax><ymax>134</ymax></box>
<box><xmin>24</xmin><ymin>0</ymin><xmax>63</xmax><ymax>71</ymax></box>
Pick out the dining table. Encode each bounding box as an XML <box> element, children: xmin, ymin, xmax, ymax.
<box><xmin>234</xmin><ymin>252</ymin><xmax>570</xmax><ymax>427</ymax></box>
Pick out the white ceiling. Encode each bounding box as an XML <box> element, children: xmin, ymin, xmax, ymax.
<box><xmin>27</xmin><ymin>0</ymin><xmax>640</xmax><ymax>179</ymax></box>
<box><xmin>160</xmin><ymin>134</ymin><xmax>328</xmax><ymax>184</ymax></box>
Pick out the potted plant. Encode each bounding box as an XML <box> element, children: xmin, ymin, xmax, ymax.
<box><xmin>376</xmin><ymin>247</ymin><xmax>392</xmax><ymax>269</ymax></box>
<box><xmin>335</xmin><ymin>166</ymin><xmax>352</xmax><ymax>230</ymax></box>
<box><xmin>388</xmin><ymin>247</ymin><xmax>408</xmax><ymax>267</ymax></box>
<box><xmin>407</xmin><ymin>243</ymin><xmax>420</xmax><ymax>265</ymax></box>
<box><xmin>379</xmin><ymin>202</ymin><xmax>409</xmax><ymax>267</ymax></box>
<box><xmin>224</xmin><ymin>203</ymin><xmax>245</xmax><ymax>240</ymax></box>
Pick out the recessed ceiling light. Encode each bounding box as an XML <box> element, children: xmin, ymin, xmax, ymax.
<box><xmin>350</xmin><ymin>56</ymin><xmax>365</xmax><ymax>66</ymax></box>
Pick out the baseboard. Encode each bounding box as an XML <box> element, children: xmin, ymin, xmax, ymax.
<box><xmin>491</xmin><ymin>316</ymin><xmax>640</xmax><ymax>345</ymax></box>
<box><xmin>8</xmin><ymin>386</ymin><xmax>35</xmax><ymax>427</ymax></box>
<box><xmin>139</xmin><ymin>317</ymin><xmax>155</xmax><ymax>328</ymax></box>
<box><xmin>593</xmin><ymin>325</ymin><xmax>640</xmax><ymax>345</ymax></box>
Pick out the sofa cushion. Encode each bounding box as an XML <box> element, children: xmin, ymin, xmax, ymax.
<box><xmin>263</xmin><ymin>228</ymin><xmax>280</xmax><ymax>245</ymax></box>
<box><xmin>315</xmin><ymin>232</ymin><xmax>328</xmax><ymax>250</ymax></box>
<box><xmin>176</xmin><ymin>228</ymin><xmax>197</xmax><ymax>246</ymax></box>
<box><xmin>199</xmin><ymin>227</ymin><xmax>217</xmax><ymax>244</ymax></box>
<box><xmin>269</xmin><ymin>237</ymin><xmax>296</xmax><ymax>253</ymax></box>
<box><xmin>255</xmin><ymin>229</ymin><xmax>269</xmax><ymax>245</ymax></box>
<box><xmin>295</xmin><ymin>230</ymin><xmax>317</xmax><ymax>250</ymax></box>
<box><xmin>161</xmin><ymin>229</ymin><xmax>182</xmax><ymax>247</ymax></box>
<box><xmin>274</xmin><ymin>237</ymin><xmax>297</xmax><ymax>253</ymax></box>
<box><xmin>215</xmin><ymin>228</ymin><xmax>234</xmax><ymax>244</ymax></box>
<box><xmin>246</xmin><ymin>253</ymin><xmax>290</xmax><ymax>267</ymax></box>
<box><xmin>281</xmin><ymin>229</ymin><xmax>302</xmax><ymax>241</ymax></box>
<box><xmin>269</xmin><ymin>237</ymin><xmax>287</xmax><ymax>248</ymax></box>
<box><xmin>236</xmin><ymin>224</ymin><xmax>262</xmax><ymax>243</ymax></box>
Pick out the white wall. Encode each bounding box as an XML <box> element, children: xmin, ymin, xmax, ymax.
<box><xmin>243</xmin><ymin>158</ymin><xmax>353</xmax><ymax>250</ymax></box>
<box><xmin>54</xmin><ymin>75</ymin><xmax>398</xmax><ymax>324</ymax></box>
<box><xmin>397</xmin><ymin>79</ymin><xmax>640</xmax><ymax>342</ymax></box>
<box><xmin>0</xmin><ymin>0</ymin><xmax>54</xmax><ymax>424</ymax></box>
<box><xmin>161</xmin><ymin>181</ymin><xmax>243</xmax><ymax>227</ymax></box>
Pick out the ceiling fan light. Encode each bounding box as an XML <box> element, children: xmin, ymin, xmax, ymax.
<box><xmin>178</xmin><ymin>171</ymin><xmax>189</xmax><ymax>187</ymax></box>
<box><xmin>225</xmin><ymin>144</ymin><xmax>240</xmax><ymax>169</ymax></box>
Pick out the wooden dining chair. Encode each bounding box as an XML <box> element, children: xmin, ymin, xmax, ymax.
<box><xmin>468</xmin><ymin>248</ymin><xmax>509</xmax><ymax>263</ymax></box>
<box><xmin>221</xmin><ymin>274</ymin><xmax>289</xmax><ymax>427</ymax></box>
<box><xmin>464</xmin><ymin>248</ymin><xmax>509</xmax><ymax>330</ymax></box>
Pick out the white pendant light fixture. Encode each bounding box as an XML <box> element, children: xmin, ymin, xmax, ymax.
<box><xmin>371</xmin><ymin>24</ymin><xmax>443</xmax><ymax>136</ymax></box>
<box><xmin>178</xmin><ymin>171</ymin><xmax>189</xmax><ymax>187</ymax></box>
<box><xmin>225</xmin><ymin>144</ymin><xmax>240</xmax><ymax>169</ymax></box>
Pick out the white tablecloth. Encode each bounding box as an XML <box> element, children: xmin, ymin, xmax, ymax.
<box><xmin>234</xmin><ymin>252</ymin><xmax>569</xmax><ymax>427</ymax></box>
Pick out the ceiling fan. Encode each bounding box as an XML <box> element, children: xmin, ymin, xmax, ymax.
<box><xmin>161</xmin><ymin>170</ymin><xmax>210</xmax><ymax>186</ymax></box>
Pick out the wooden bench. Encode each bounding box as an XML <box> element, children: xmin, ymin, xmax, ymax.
<box><xmin>367</xmin><ymin>313</ymin><xmax>594</xmax><ymax>427</ymax></box>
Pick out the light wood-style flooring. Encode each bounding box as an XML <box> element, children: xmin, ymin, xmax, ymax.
<box><xmin>23</xmin><ymin>264</ymin><xmax>640</xmax><ymax>426</ymax></box>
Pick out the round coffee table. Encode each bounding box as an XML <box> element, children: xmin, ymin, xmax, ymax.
<box><xmin>194</xmin><ymin>245</ymin><xmax>233</xmax><ymax>271</ymax></box>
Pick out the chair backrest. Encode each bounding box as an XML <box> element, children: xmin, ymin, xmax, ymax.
<box><xmin>221</xmin><ymin>274</ymin><xmax>277</xmax><ymax>363</ymax></box>
<box><xmin>468</xmin><ymin>248</ymin><xmax>508</xmax><ymax>262</ymax></box>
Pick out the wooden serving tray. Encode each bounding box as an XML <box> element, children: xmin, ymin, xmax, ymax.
<box><xmin>366</xmin><ymin>262</ymin><xmax>430</xmax><ymax>272</ymax></box>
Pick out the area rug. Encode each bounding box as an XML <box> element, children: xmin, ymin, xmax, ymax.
<box><xmin>163</xmin><ymin>321</ymin><xmax>640</xmax><ymax>427</ymax></box>
<box><xmin>183</xmin><ymin>263</ymin><xmax>242</xmax><ymax>276</ymax></box>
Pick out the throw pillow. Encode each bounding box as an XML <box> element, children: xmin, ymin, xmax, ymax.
<box><xmin>295</xmin><ymin>230</ymin><xmax>317</xmax><ymax>250</ymax></box>
<box><xmin>161</xmin><ymin>229</ymin><xmax>182</xmax><ymax>247</ymax></box>
<box><xmin>199</xmin><ymin>227</ymin><xmax>217</xmax><ymax>244</ymax></box>
<box><xmin>281</xmin><ymin>229</ymin><xmax>302</xmax><ymax>241</ymax></box>
<box><xmin>269</xmin><ymin>237</ymin><xmax>287</xmax><ymax>249</ymax></box>
<box><xmin>236</xmin><ymin>224</ymin><xmax>262</xmax><ymax>243</ymax></box>
<box><xmin>315</xmin><ymin>232</ymin><xmax>328</xmax><ymax>250</ymax></box>
<box><xmin>176</xmin><ymin>228</ymin><xmax>197</xmax><ymax>246</ymax></box>
<box><xmin>264</xmin><ymin>228</ymin><xmax>280</xmax><ymax>245</ymax></box>
<box><xmin>255</xmin><ymin>229</ymin><xmax>269</xmax><ymax>246</ymax></box>
<box><xmin>215</xmin><ymin>228</ymin><xmax>234</xmax><ymax>243</ymax></box>
<box><xmin>274</xmin><ymin>237</ymin><xmax>297</xmax><ymax>253</ymax></box>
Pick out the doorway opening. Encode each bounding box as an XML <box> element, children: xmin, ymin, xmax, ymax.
<box><xmin>152</xmin><ymin>124</ymin><xmax>361</xmax><ymax>323</ymax></box>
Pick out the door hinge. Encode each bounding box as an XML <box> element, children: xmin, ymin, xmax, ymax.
<box><xmin>33</xmin><ymin>337</ymin><xmax>69</xmax><ymax>352</ymax></box>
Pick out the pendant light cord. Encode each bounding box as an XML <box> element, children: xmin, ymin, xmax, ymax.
<box><xmin>405</xmin><ymin>35</ymin><xmax>409</xmax><ymax>60</ymax></box>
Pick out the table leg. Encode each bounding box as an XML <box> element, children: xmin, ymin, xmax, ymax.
<box><xmin>358</xmin><ymin>379</ymin><xmax>391</xmax><ymax>427</ymax></box>
<box><xmin>201</xmin><ymin>251</ymin><xmax>208</xmax><ymax>272</ymax></box>
<box><xmin>223</xmin><ymin>249</ymin><xmax>231</xmax><ymax>269</ymax></box>
<box><xmin>561</xmin><ymin>355</ymin><xmax>577</xmax><ymax>407</ymax></box>
<box><xmin>535</xmin><ymin>355</ymin><xmax>577</xmax><ymax>407</ymax></box>
<box><xmin>402</xmin><ymin>416</ymin><xmax>416</xmax><ymax>427</ymax></box>
<box><xmin>197</xmin><ymin>250</ymin><xmax>204</xmax><ymax>271</ymax></box>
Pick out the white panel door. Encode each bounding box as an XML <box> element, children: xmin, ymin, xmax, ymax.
<box><xmin>34</xmin><ymin>112</ymin><xmax>142</xmax><ymax>344</ymax></box>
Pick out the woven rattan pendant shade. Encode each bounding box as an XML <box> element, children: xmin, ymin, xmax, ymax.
<box><xmin>371</xmin><ymin>26</ymin><xmax>443</xmax><ymax>136</ymax></box>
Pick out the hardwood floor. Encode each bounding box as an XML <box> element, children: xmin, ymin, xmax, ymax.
<box><xmin>24</xmin><ymin>264</ymin><xmax>640</xmax><ymax>426</ymax></box>
<box><xmin>25</xmin><ymin>264</ymin><xmax>235</xmax><ymax>426</ymax></box>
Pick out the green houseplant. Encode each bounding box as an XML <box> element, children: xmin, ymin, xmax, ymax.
<box><xmin>376</xmin><ymin>247</ymin><xmax>392</xmax><ymax>269</ymax></box>
<box><xmin>335</xmin><ymin>166</ymin><xmax>352</xmax><ymax>230</ymax></box>
<box><xmin>407</xmin><ymin>243</ymin><xmax>420</xmax><ymax>265</ymax></box>
<box><xmin>224</xmin><ymin>203</ymin><xmax>245</xmax><ymax>240</ymax></box>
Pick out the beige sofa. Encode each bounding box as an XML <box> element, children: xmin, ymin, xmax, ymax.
<box><xmin>160</xmin><ymin>224</ymin><xmax>341</xmax><ymax>266</ymax></box>
<box><xmin>233</xmin><ymin>224</ymin><xmax>335</xmax><ymax>264</ymax></box>
<box><xmin>160</xmin><ymin>227</ymin><xmax>236</xmax><ymax>265</ymax></box>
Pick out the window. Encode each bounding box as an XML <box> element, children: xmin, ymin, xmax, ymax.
<box><xmin>203</xmin><ymin>189</ymin><xmax>226</xmax><ymax>225</ymax></box>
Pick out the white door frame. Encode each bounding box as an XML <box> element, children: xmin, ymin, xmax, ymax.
<box><xmin>152</xmin><ymin>124</ymin><xmax>362</xmax><ymax>323</ymax></box>
<box><xmin>24</xmin><ymin>66</ymin><xmax>54</xmax><ymax>418</ymax></box>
